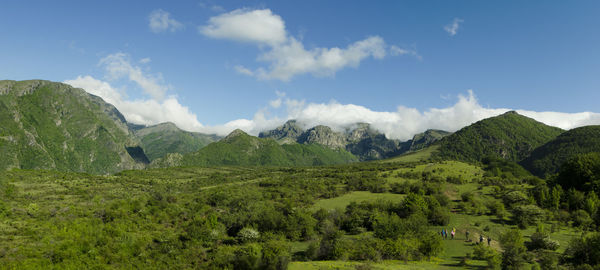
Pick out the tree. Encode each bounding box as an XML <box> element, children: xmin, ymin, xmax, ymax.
<box><xmin>234</xmin><ymin>243</ymin><xmax>262</xmax><ymax>270</ymax></box>
<box><xmin>563</xmin><ymin>232</ymin><xmax>600</xmax><ymax>267</ymax></box>
<box><xmin>261</xmin><ymin>240</ymin><xmax>291</xmax><ymax>270</ymax></box>
<box><xmin>512</xmin><ymin>204</ymin><xmax>544</xmax><ymax>228</ymax></box>
<box><xmin>500</xmin><ymin>229</ymin><xmax>526</xmax><ymax>270</ymax></box>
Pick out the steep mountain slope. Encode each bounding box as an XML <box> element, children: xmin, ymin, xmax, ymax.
<box><xmin>297</xmin><ymin>125</ymin><xmax>348</xmax><ymax>149</ymax></box>
<box><xmin>132</xmin><ymin>122</ymin><xmax>220</xmax><ymax>161</ymax></box>
<box><xmin>405</xmin><ymin>129</ymin><xmax>451</xmax><ymax>152</ymax></box>
<box><xmin>520</xmin><ymin>125</ymin><xmax>600</xmax><ymax>177</ymax></box>
<box><xmin>435</xmin><ymin>111</ymin><xmax>564</xmax><ymax>162</ymax></box>
<box><xmin>159</xmin><ymin>129</ymin><xmax>358</xmax><ymax>167</ymax></box>
<box><xmin>258</xmin><ymin>120</ymin><xmax>303</xmax><ymax>144</ymax></box>
<box><xmin>0</xmin><ymin>80</ymin><xmax>148</xmax><ymax>174</ymax></box>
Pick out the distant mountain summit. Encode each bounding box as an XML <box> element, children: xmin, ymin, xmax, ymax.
<box><xmin>258</xmin><ymin>120</ymin><xmax>303</xmax><ymax>143</ymax></box>
<box><xmin>260</xmin><ymin>120</ymin><xmax>450</xmax><ymax>160</ymax></box>
<box><xmin>153</xmin><ymin>128</ymin><xmax>357</xmax><ymax>167</ymax></box>
<box><xmin>133</xmin><ymin>122</ymin><xmax>220</xmax><ymax>161</ymax></box>
<box><xmin>0</xmin><ymin>80</ymin><xmax>148</xmax><ymax>174</ymax></box>
<box><xmin>436</xmin><ymin>111</ymin><xmax>564</xmax><ymax>162</ymax></box>
<box><xmin>405</xmin><ymin>129</ymin><xmax>452</xmax><ymax>152</ymax></box>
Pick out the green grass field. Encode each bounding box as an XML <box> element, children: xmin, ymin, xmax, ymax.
<box><xmin>311</xmin><ymin>191</ymin><xmax>407</xmax><ymax>211</ymax></box>
<box><xmin>382</xmin><ymin>145</ymin><xmax>438</xmax><ymax>163</ymax></box>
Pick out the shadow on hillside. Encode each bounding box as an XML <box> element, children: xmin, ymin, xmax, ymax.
<box><xmin>439</xmin><ymin>256</ymin><xmax>487</xmax><ymax>269</ymax></box>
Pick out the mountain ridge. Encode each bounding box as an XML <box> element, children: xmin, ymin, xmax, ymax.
<box><xmin>0</xmin><ymin>80</ymin><xmax>148</xmax><ymax>174</ymax></box>
<box><xmin>260</xmin><ymin>120</ymin><xmax>450</xmax><ymax>160</ymax></box>
<box><xmin>435</xmin><ymin>111</ymin><xmax>564</xmax><ymax>163</ymax></box>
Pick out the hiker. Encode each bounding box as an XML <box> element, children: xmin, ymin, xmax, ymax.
<box><xmin>479</xmin><ymin>234</ymin><xmax>484</xmax><ymax>244</ymax></box>
<box><xmin>487</xmin><ymin>237</ymin><xmax>491</xmax><ymax>246</ymax></box>
<box><xmin>441</xmin><ymin>229</ymin><xmax>445</xmax><ymax>238</ymax></box>
<box><xmin>465</xmin><ymin>230</ymin><xmax>470</xmax><ymax>241</ymax></box>
<box><xmin>444</xmin><ymin>229</ymin><xmax>448</xmax><ymax>239</ymax></box>
<box><xmin>451</xmin><ymin>228</ymin><xmax>455</xmax><ymax>239</ymax></box>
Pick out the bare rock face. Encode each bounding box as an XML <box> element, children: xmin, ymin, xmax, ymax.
<box><xmin>297</xmin><ymin>125</ymin><xmax>347</xmax><ymax>149</ymax></box>
<box><xmin>259</xmin><ymin>120</ymin><xmax>451</xmax><ymax>161</ymax></box>
<box><xmin>259</xmin><ymin>120</ymin><xmax>304</xmax><ymax>141</ymax></box>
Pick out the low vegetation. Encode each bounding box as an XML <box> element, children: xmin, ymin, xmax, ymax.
<box><xmin>1</xmin><ymin>151</ymin><xmax>599</xmax><ymax>269</ymax></box>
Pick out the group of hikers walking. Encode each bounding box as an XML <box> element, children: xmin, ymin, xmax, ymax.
<box><xmin>441</xmin><ymin>228</ymin><xmax>492</xmax><ymax>246</ymax></box>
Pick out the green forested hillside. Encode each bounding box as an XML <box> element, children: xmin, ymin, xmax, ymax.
<box><xmin>176</xmin><ymin>129</ymin><xmax>358</xmax><ymax>167</ymax></box>
<box><xmin>403</xmin><ymin>129</ymin><xmax>451</xmax><ymax>152</ymax></box>
<box><xmin>436</xmin><ymin>111</ymin><xmax>563</xmax><ymax>163</ymax></box>
<box><xmin>520</xmin><ymin>126</ymin><xmax>600</xmax><ymax>177</ymax></box>
<box><xmin>133</xmin><ymin>122</ymin><xmax>220</xmax><ymax>161</ymax></box>
<box><xmin>2</xmin><ymin>155</ymin><xmax>596</xmax><ymax>269</ymax></box>
<box><xmin>0</xmin><ymin>80</ymin><xmax>147</xmax><ymax>174</ymax></box>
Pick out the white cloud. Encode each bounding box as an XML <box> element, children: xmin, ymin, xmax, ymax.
<box><xmin>197</xmin><ymin>90</ymin><xmax>600</xmax><ymax>140</ymax></box>
<box><xmin>268</xmin><ymin>91</ymin><xmax>286</xmax><ymax>108</ymax></box>
<box><xmin>199</xmin><ymin>9</ymin><xmax>287</xmax><ymax>45</ymax></box>
<box><xmin>149</xmin><ymin>9</ymin><xmax>183</xmax><ymax>33</ymax></box>
<box><xmin>198</xmin><ymin>2</ymin><xmax>225</xmax><ymax>12</ymax></box>
<box><xmin>100</xmin><ymin>53</ymin><xmax>169</xmax><ymax>100</ymax></box>
<box><xmin>200</xmin><ymin>8</ymin><xmax>413</xmax><ymax>81</ymax></box>
<box><xmin>255</xmin><ymin>36</ymin><xmax>387</xmax><ymax>81</ymax></box>
<box><xmin>234</xmin><ymin>65</ymin><xmax>254</xmax><ymax>76</ymax></box>
<box><xmin>64</xmin><ymin>72</ymin><xmax>600</xmax><ymax>140</ymax></box>
<box><xmin>390</xmin><ymin>45</ymin><xmax>422</xmax><ymax>60</ymax></box>
<box><xmin>64</xmin><ymin>75</ymin><xmax>205</xmax><ymax>131</ymax></box>
<box><xmin>444</xmin><ymin>18</ymin><xmax>464</xmax><ymax>36</ymax></box>
<box><xmin>139</xmin><ymin>57</ymin><xmax>151</xmax><ymax>64</ymax></box>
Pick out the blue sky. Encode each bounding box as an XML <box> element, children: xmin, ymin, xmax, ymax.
<box><xmin>2</xmin><ymin>0</ymin><xmax>599</xmax><ymax>139</ymax></box>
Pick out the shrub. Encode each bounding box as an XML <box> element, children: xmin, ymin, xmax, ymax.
<box><xmin>237</xmin><ymin>227</ymin><xmax>260</xmax><ymax>243</ymax></box>
<box><xmin>512</xmin><ymin>204</ymin><xmax>545</xmax><ymax>228</ymax></box>
<box><xmin>571</xmin><ymin>209</ymin><xmax>593</xmax><ymax>229</ymax></box>
<box><xmin>500</xmin><ymin>229</ymin><xmax>526</xmax><ymax>270</ymax></box>
<box><xmin>261</xmin><ymin>240</ymin><xmax>291</xmax><ymax>270</ymax></box>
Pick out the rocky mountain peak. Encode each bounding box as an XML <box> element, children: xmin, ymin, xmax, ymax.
<box><xmin>224</xmin><ymin>129</ymin><xmax>249</xmax><ymax>141</ymax></box>
<box><xmin>298</xmin><ymin>125</ymin><xmax>347</xmax><ymax>149</ymax></box>
<box><xmin>259</xmin><ymin>119</ymin><xmax>304</xmax><ymax>140</ymax></box>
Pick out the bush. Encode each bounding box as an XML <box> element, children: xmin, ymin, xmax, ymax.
<box><xmin>500</xmin><ymin>229</ymin><xmax>526</xmax><ymax>270</ymax></box>
<box><xmin>472</xmin><ymin>244</ymin><xmax>500</xmax><ymax>269</ymax></box>
<box><xmin>261</xmin><ymin>240</ymin><xmax>291</xmax><ymax>270</ymax></box>
<box><xmin>571</xmin><ymin>209</ymin><xmax>593</xmax><ymax>229</ymax></box>
<box><xmin>563</xmin><ymin>232</ymin><xmax>600</xmax><ymax>267</ymax></box>
<box><xmin>234</xmin><ymin>243</ymin><xmax>262</xmax><ymax>270</ymax></box>
<box><xmin>512</xmin><ymin>204</ymin><xmax>545</xmax><ymax>228</ymax></box>
<box><xmin>428</xmin><ymin>205</ymin><xmax>450</xmax><ymax>226</ymax></box>
<box><xmin>527</xmin><ymin>229</ymin><xmax>559</xmax><ymax>251</ymax></box>
<box><xmin>418</xmin><ymin>231</ymin><xmax>444</xmax><ymax>258</ymax></box>
<box><xmin>237</xmin><ymin>227</ymin><xmax>260</xmax><ymax>243</ymax></box>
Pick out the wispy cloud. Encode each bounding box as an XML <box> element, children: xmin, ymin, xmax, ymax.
<box><xmin>198</xmin><ymin>2</ymin><xmax>225</xmax><ymax>12</ymax></box>
<box><xmin>199</xmin><ymin>8</ymin><xmax>414</xmax><ymax>81</ymax></box>
<box><xmin>99</xmin><ymin>53</ymin><xmax>169</xmax><ymax>100</ymax></box>
<box><xmin>148</xmin><ymin>9</ymin><xmax>183</xmax><ymax>33</ymax></box>
<box><xmin>64</xmin><ymin>75</ymin><xmax>204</xmax><ymax>132</ymax></box>
<box><xmin>64</xmin><ymin>53</ymin><xmax>205</xmax><ymax>132</ymax></box>
<box><xmin>444</xmin><ymin>18</ymin><xmax>464</xmax><ymax>36</ymax></box>
<box><xmin>139</xmin><ymin>57</ymin><xmax>151</xmax><ymax>64</ymax></box>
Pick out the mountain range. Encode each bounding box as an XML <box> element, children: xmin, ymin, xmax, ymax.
<box><xmin>259</xmin><ymin>120</ymin><xmax>451</xmax><ymax>161</ymax></box>
<box><xmin>1</xmin><ymin>79</ymin><xmax>598</xmax><ymax>178</ymax></box>
<box><xmin>130</xmin><ymin>122</ymin><xmax>221</xmax><ymax>161</ymax></box>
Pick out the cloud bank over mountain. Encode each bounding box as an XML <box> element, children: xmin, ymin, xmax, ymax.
<box><xmin>65</xmin><ymin>68</ymin><xmax>600</xmax><ymax>141</ymax></box>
